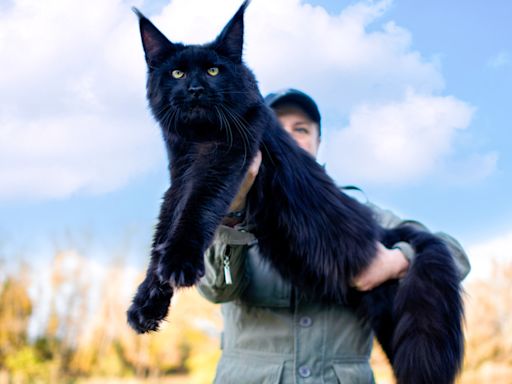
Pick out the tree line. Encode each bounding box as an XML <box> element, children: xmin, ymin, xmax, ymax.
<box><xmin>0</xmin><ymin>248</ymin><xmax>511</xmax><ymax>383</ymax></box>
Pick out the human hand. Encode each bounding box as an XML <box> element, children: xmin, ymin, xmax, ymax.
<box><xmin>228</xmin><ymin>150</ymin><xmax>262</xmax><ymax>212</ymax></box>
<box><xmin>351</xmin><ymin>242</ymin><xmax>409</xmax><ymax>291</ymax></box>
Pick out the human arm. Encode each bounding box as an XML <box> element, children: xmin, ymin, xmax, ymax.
<box><xmin>221</xmin><ymin>151</ymin><xmax>262</xmax><ymax>226</ymax></box>
<box><xmin>351</xmin><ymin>242</ymin><xmax>410</xmax><ymax>291</ymax></box>
<box><xmin>351</xmin><ymin>203</ymin><xmax>471</xmax><ymax>291</ymax></box>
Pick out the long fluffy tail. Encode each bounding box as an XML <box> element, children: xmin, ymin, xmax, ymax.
<box><xmin>376</xmin><ymin>225</ymin><xmax>464</xmax><ymax>384</ymax></box>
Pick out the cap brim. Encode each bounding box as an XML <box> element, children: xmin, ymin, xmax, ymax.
<box><xmin>265</xmin><ymin>89</ymin><xmax>321</xmax><ymax>124</ymax></box>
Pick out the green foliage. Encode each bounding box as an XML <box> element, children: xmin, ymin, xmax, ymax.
<box><xmin>0</xmin><ymin>274</ymin><xmax>32</xmax><ymax>366</ymax></box>
<box><xmin>2</xmin><ymin>248</ymin><xmax>512</xmax><ymax>383</ymax></box>
<box><xmin>4</xmin><ymin>345</ymin><xmax>57</xmax><ymax>383</ymax></box>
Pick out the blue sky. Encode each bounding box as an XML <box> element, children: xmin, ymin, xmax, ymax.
<box><xmin>0</xmin><ymin>0</ymin><xmax>511</xmax><ymax>278</ymax></box>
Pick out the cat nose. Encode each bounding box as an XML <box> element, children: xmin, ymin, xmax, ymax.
<box><xmin>188</xmin><ymin>85</ymin><xmax>204</xmax><ymax>97</ymax></box>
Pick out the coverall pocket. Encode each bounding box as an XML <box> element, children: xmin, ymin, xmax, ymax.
<box><xmin>214</xmin><ymin>354</ymin><xmax>284</xmax><ymax>384</ymax></box>
<box><xmin>332</xmin><ymin>361</ymin><xmax>375</xmax><ymax>384</ymax></box>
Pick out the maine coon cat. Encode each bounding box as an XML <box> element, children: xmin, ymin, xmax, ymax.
<box><xmin>127</xmin><ymin>2</ymin><xmax>464</xmax><ymax>383</ymax></box>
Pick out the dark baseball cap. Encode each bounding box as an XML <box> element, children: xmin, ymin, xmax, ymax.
<box><xmin>264</xmin><ymin>88</ymin><xmax>321</xmax><ymax>136</ymax></box>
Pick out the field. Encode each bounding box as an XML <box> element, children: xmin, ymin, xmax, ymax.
<box><xmin>1</xmin><ymin>250</ymin><xmax>511</xmax><ymax>384</ymax></box>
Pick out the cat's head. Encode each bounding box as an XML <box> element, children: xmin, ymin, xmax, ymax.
<box><xmin>134</xmin><ymin>1</ymin><xmax>261</xmax><ymax>138</ymax></box>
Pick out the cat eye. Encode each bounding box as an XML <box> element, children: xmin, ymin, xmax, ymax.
<box><xmin>171</xmin><ymin>69</ymin><xmax>185</xmax><ymax>79</ymax></box>
<box><xmin>207</xmin><ymin>67</ymin><xmax>220</xmax><ymax>76</ymax></box>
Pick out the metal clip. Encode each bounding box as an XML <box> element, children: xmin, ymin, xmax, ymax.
<box><xmin>223</xmin><ymin>254</ymin><xmax>233</xmax><ymax>285</ymax></box>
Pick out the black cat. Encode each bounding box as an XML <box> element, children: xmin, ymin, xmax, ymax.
<box><xmin>127</xmin><ymin>2</ymin><xmax>464</xmax><ymax>383</ymax></box>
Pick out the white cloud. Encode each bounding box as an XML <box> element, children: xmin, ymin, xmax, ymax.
<box><xmin>321</xmin><ymin>90</ymin><xmax>475</xmax><ymax>185</ymax></box>
<box><xmin>487</xmin><ymin>50</ymin><xmax>511</xmax><ymax>69</ymax></box>
<box><xmin>466</xmin><ymin>230</ymin><xmax>512</xmax><ymax>280</ymax></box>
<box><xmin>0</xmin><ymin>0</ymin><xmax>492</xmax><ymax>200</ymax></box>
<box><xmin>0</xmin><ymin>113</ymin><xmax>159</xmax><ymax>199</ymax></box>
<box><xmin>0</xmin><ymin>0</ymin><xmax>164</xmax><ymax>200</ymax></box>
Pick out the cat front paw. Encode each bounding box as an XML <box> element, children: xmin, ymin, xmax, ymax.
<box><xmin>156</xmin><ymin>255</ymin><xmax>205</xmax><ymax>288</ymax></box>
<box><xmin>127</xmin><ymin>278</ymin><xmax>173</xmax><ymax>334</ymax></box>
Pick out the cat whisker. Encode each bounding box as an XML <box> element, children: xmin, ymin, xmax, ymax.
<box><xmin>224</xmin><ymin>111</ymin><xmax>234</xmax><ymax>151</ymax></box>
<box><xmin>218</xmin><ymin>90</ymin><xmax>252</xmax><ymax>95</ymax></box>
<box><xmin>215</xmin><ymin>86</ymin><xmax>251</xmax><ymax>94</ymax></box>
<box><xmin>226</xmin><ymin>104</ymin><xmax>276</xmax><ymax>167</ymax></box>
<box><xmin>219</xmin><ymin>104</ymin><xmax>250</xmax><ymax>167</ymax></box>
<box><xmin>222</xmin><ymin>106</ymin><xmax>254</xmax><ymax>140</ymax></box>
<box><xmin>215</xmin><ymin>106</ymin><xmax>234</xmax><ymax>151</ymax></box>
<box><xmin>175</xmin><ymin>109</ymin><xmax>183</xmax><ymax>137</ymax></box>
<box><xmin>161</xmin><ymin>107</ymin><xmax>178</xmax><ymax>137</ymax></box>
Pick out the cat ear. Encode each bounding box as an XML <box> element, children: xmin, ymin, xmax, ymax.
<box><xmin>132</xmin><ymin>7</ymin><xmax>176</xmax><ymax>68</ymax></box>
<box><xmin>212</xmin><ymin>0</ymin><xmax>250</xmax><ymax>63</ymax></box>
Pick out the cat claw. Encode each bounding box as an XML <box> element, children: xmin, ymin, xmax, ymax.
<box><xmin>127</xmin><ymin>306</ymin><xmax>162</xmax><ymax>334</ymax></box>
<box><xmin>170</xmin><ymin>271</ymin><xmax>187</xmax><ymax>287</ymax></box>
<box><xmin>157</xmin><ymin>261</ymin><xmax>205</xmax><ymax>288</ymax></box>
<box><xmin>127</xmin><ymin>278</ymin><xmax>173</xmax><ymax>334</ymax></box>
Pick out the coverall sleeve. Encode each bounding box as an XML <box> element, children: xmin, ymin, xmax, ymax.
<box><xmin>368</xmin><ymin>202</ymin><xmax>471</xmax><ymax>280</ymax></box>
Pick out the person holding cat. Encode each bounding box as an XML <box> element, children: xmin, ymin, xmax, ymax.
<box><xmin>130</xmin><ymin>4</ymin><xmax>465</xmax><ymax>381</ymax></box>
<box><xmin>197</xmin><ymin>88</ymin><xmax>470</xmax><ymax>383</ymax></box>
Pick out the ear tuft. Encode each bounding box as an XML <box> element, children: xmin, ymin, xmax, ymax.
<box><xmin>131</xmin><ymin>6</ymin><xmax>144</xmax><ymax>20</ymax></box>
<box><xmin>133</xmin><ymin>7</ymin><xmax>176</xmax><ymax>68</ymax></box>
<box><xmin>212</xmin><ymin>0</ymin><xmax>250</xmax><ymax>63</ymax></box>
